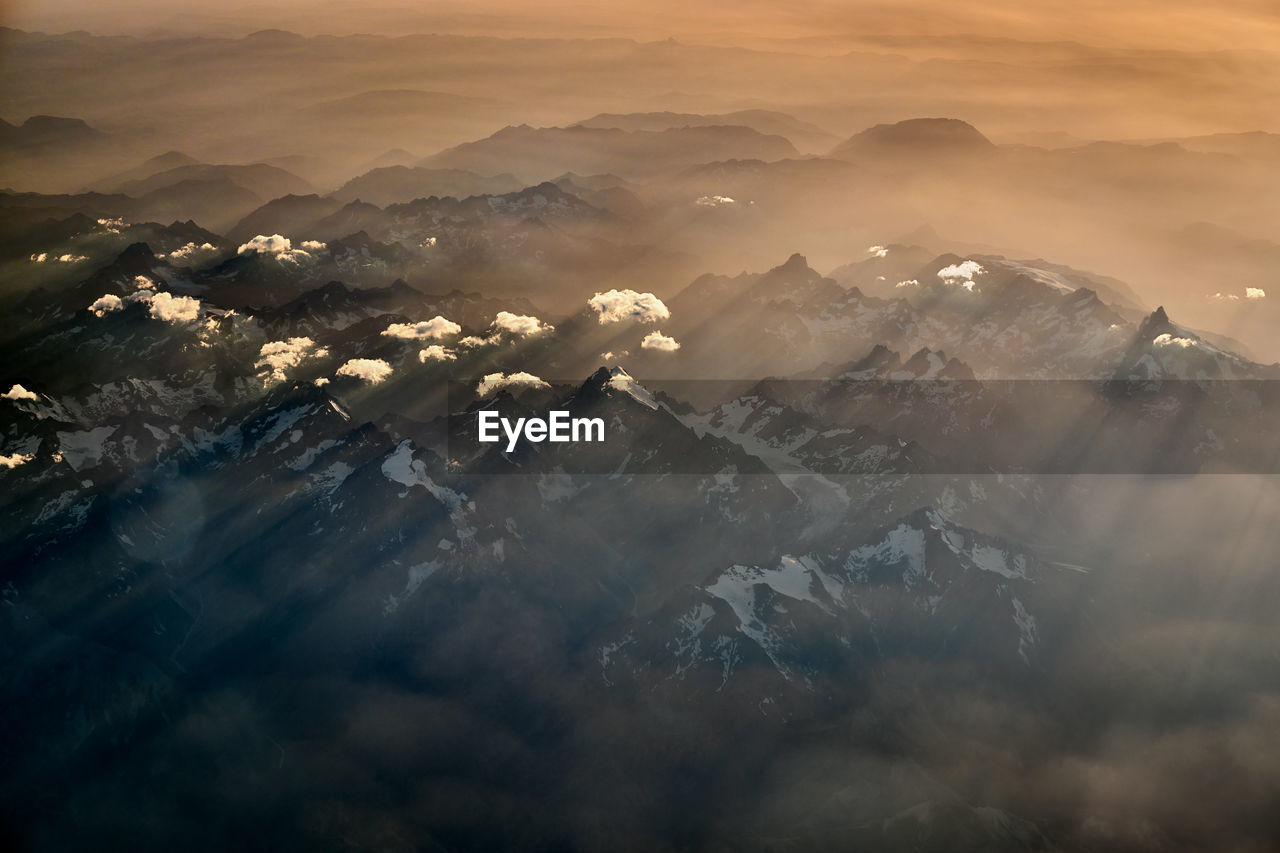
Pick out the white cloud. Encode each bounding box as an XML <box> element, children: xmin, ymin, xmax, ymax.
<box><xmin>696</xmin><ymin>195</ymin><xmax>736</xmax><ymax>206</ymax></box>
<box><xmin>97</xmin><ymin>217</ymin><xmax>127</xmax><ymax>234</ymax></box>
<box><xmin>475</xmin><ymin>371</ymin><xmax>548</xmax><ymax>397</ymax></box>
<box><xmin>3</xmin><ymin>384</ymin><xmax>38</xmax><ymax>402</ymax></box>
<box><xmin>91</xmin><ymin>281</ymin><xmax>160</xmax><ymax>315</ymax></box>
<box><xmin>641</xmin><ymin>330</ymin><xmax>681</xmax><ymax>352</ymax></box>
<box><xmin>937</xmin><ymin>260</ymin><xmax>984</xmax><ymax>291</ymax></box>
<box><xmin>236</xmin><ymin>234</ymin><xmax>319</xmax><ymax>263</ymax></box>
<box><xmin>1153</xmin><ymin>333</ymin><xmax>1198</xmax><ymax>349</ymax></box>
<box><xmin>867</xmin><ymin>244</ymin><xmax>888</xmax><ymax>258</ymax></box>
<box><xmin>148</xmin><ymin>292</ymin><xmax>202</xmax><ymax>324</ymax></box>
<box><xmin>383</xmin><ymin>316</ymin><xmax>462</xmax><ymax>340</ymax></box>
<box><xmin>162</xmin><ymin>242</ymin><xmax>220</xmax><ymax>266</ymax></box>
<box><xmin>336</xmin><ymin>358</ymin><xmax>393</xmax><ymax>384</ymax></box>
<box><xmin>416</xmin><ymin>311</ymin><xmax>552</xmax><ymax>350</ymax></box>
<box><xmin>314</xmin><ymin>377</ymin><xmax>329</xmax><ymax>386</ymax></box>
<box><xmin>29</xmin><ymin>248</ymin><xmax>90</xmax><ymax>262</ymax></box>
<box><xmin>256</xmin><ymin>337</ymin><xmax>329</xmax><ymax>383</ymax></box>
<box><xmin>238</xmin><ymin>234</ymin><xmax>292</xmax><ymax>255</ymax></box>
<box><xmin>895</xmin><ymin>279</ymin><xmax>920</xmax><ymax>288</ymax></box>
<box><xmin>89</xmin><ymin>294</ymin><xmax>124</xmax><ymax>317</ymax></box>
<box><xmin>1209</xmin><ymin>287</ymin><xmax>1266</xmax><ymax>301</ymax></box>
<box><xmin>600</xmin><ymin>350</ymin><xmax>629</xmax><ymax>361</ymax></box>
<box><xmin>491</xmin><ymin>311</ymin><xmax>552</xmax><ymax>337</ymax></box>
<box><xmin>588</xmin><ymin>289</ymin><xmax>671</xmax><ymax>324</ymax></box>
<box><xmin>300</xmin><ymin>240</ymin><xmax>326</xmax><ymax>251</ymax></box>
<box><xmin>418</xmin><ymin>345</ymin><xmax>457</xmax><ymax>362</ymax></box>
<box><xmin>92</xmin><ymin>283</ymin><xmax>165</xmax><ymax>317</ymax></box>
<box><xmin>0</xmin><ymin>453</ymin><xmax>33</xmax><ymax>469</ymax></box>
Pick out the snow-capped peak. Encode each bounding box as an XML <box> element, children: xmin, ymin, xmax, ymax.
<box><xmin>605</xmin><ymin>366</ymin><xmax>659</xmax><ymax>409</ymax></box>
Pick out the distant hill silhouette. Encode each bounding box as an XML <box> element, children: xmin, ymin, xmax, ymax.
<box><xmin>831</xmin><ymin>118</ymin><xmax>994</xmax><ymax>159</ymax></box>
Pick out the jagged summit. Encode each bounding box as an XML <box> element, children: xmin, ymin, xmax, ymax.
<box><xmin>901</xmin><ymin>347</ymin><xmax>974</xmax><ymax>380</ymax></box>
<box><xmin>583</xmin><ymin>365</ymin><xmax>615</xmax><ymax>387</ymax></box>
<box><xmin>847</xmin><ymin>343</ymin><xmax>900</xmax><ymax>373</ymax></box>
<box><xmin>778</xmin><ymin>251</ymin><xmax>810</xmax><ymax>272</ymax></box>
<box><xmin>830</xmin><ymin>344</ymin><xmax>975</xmax><ymax>380</ymax></box>
<box><xmin>578</xmin><ymin>365</ymin><xmax>660</xmax><ymax>410</ymax></box>
<box><xmin>1137</xmin><ymin>305</ymin><xmax>1174</xmax><ymax>339</ymax></box>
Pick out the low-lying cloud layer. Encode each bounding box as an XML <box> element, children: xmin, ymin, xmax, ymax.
<box><xmin>490</xmin><ymin>311</ymin><xmax>553</xmax><ymax>337</ymax></box>
<box><xmin>1208</xmin><ymin>287</ymin><xmax>1267</xmax><ymax>301</ymax></box>
<box><xmin>383</xmin><ymin>316</ymin><xmax>463</xmax><ymax>340</ymax></box>
<box><xmin>89</xmin><ymin>293</ymin><xmax>126</xmax><ymax>317</ymax></box>
<box><xmin>418</xmin><ymin>345</ymin><xmax>457</xmax><ymax>362</ymax></box>
<box><xmin>0</xmin><ymin>452</ymin><xmax>34</xmax><ymax>468</ymax></box>
<box><xmin>3</xmin><ymin>384</ymin><xmax>39</xmax><ymax>402</ymax></box>
<box><xmin>588</xmin><ymin>289</ymin><xmax>671</xmax><ymax>324</ymax></box>
<box><xmin>237</xmin><ymin>234</ymin><xmax>324</xmax><ymax>263</ymax></box>
<box><xmin>1154</xmin><ymin>332</ymin><xmax>1199</xmax><ymax>349</ymax></box>
<box><xmin>88</xmin><ymin>286</ymin><xmax>203</xmax><ymax>325</ymax></box>
<box><xmin>30</xmin><ymin>252</ymin><xmax>87</xmax><ymax>263</ymax></box>
<box><xmin>255</xmin><ymin>337</ymin><xmax>328</xmax><ymax>384</ymax></box>
<box><xmin>937</xmin><ymin>260</ymin><xmax>984</xmax><ymax>291</ymax></box>
<box><xmin>336</xmin><ymin>357</ymin><xmax>393</xmax><ymax>384</ymax></box>
<box><xmin>476</xmin><ymin>371</ymin><xmax>549</xmax><ymax>397</ymax></box>
<box><xmin>640</xmin><ymin>330</ymin><xmax>681</xmax><ymax>352</ymax></box>
<box><xmin>148</xmin><ymin>292</ymin><xmax>202</xmax><ymax>324</ymax></box>
<box><xmin>161</xmin><ymin>242</ymin><xmax>220</xmax><ymax>266</ymax></box>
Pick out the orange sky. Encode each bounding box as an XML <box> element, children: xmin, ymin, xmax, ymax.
<box><xmin>6</xmin><ymin>0</ymin><xmax>1280</xmax><ymax>52</ymax></box>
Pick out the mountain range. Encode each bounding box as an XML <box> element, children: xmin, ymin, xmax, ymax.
<box><xmin>3</xmin><ymin>53</ymin><xmax>1280</xmax><ymax>848</ymax></box>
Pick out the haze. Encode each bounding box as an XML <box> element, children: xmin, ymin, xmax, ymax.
<box><xmin>9</xmin><ymin>0</ymin><xmax>1280</xmax><ymax>52</ymax></box>
<box><xmin>4</xmin><ymin>4</ymin><xmax>1280</xmax><ymax>851</ymax></box>
<box><xmin>7</xmin><ymin>1</ymin><xmax>1278</xmax><ymax>358</ymax></box>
